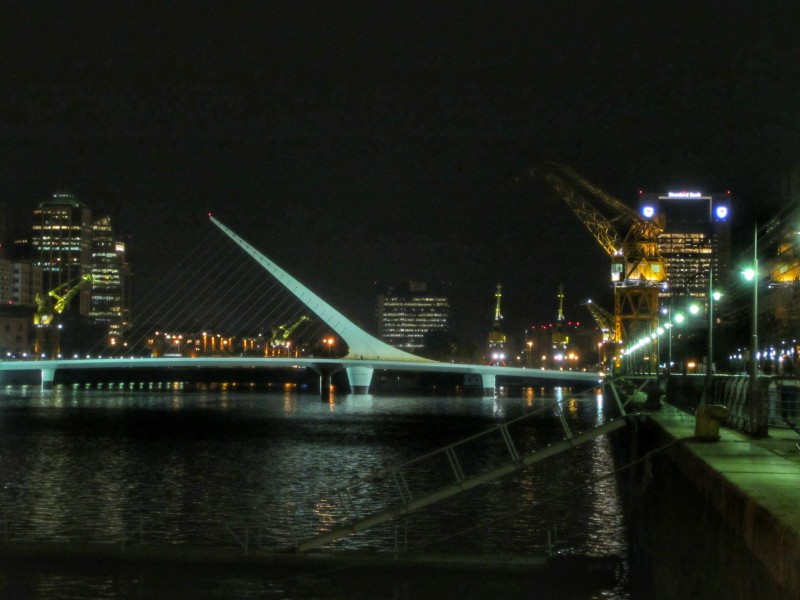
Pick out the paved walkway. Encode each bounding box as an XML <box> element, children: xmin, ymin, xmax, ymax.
<box><xmin>649</xmin><ymin>404</ymin><xmax>800</xmax><ymax>598</ymax></box>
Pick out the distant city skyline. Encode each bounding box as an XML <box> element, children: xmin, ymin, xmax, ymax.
<box><xmin>2</xmin><ymin>3</ymin><xmax>799</xmax><ymax>344</ymax></box>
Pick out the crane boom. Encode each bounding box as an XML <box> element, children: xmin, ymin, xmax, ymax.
<box><xmin>521</xmin><ymin>164</ymin><xmax>623</xmax><ymax>257</ymax></box>
<box><xmin>517</xmin><ymin>162</ymin><xmax>666</xmax><ymax>351</ymax></box>
<box><xmin>34</xmin><ymin>274</ymin><xmax>95</xmax><ymax>356</ymax></box>
<box><xmin>581</xmin><ymin>300</ymin><xmax>615</xmax><ymax>340</ymax></box>
<box><xmin>51</xmin><ymin>274</ymin><xmax>95</xmax><ymax>314</ymax></box>
<box><xmin>279</xmin><ymin>315</ymin><xmax>310</xmax><ymax>340</ymax></box>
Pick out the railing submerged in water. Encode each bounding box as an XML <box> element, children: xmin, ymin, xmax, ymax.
<box><xmin>293</xmin><ymin>385</ymin><xmax>628</xmax><ymax>552</ymax></box>
<box><xmin>0</xmin><ymin>383</ymin><xmax>630</xmax><ymax>556</ymax></box>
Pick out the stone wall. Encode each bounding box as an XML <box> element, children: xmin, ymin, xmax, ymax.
<box><xmin>614</xmin><ymin>416</ymin><xmax>796</xmax><ymax>599</ymax></box>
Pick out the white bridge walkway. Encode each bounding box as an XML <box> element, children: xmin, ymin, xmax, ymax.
<box><xmin>0</xmin><ymin>356</ymin><xmax>601</xmax><ymax>394</ymax></box>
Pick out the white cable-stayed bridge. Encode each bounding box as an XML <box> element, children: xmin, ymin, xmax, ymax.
<box><xmin>1</xmin><ymin>216</ymin><xmax>602</xmax><ymax>394</ymax></box>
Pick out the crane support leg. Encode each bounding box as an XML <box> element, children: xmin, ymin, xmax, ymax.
<box><xmin>346</xmin><ymin>365</ymin><xmax>373</xmax><ymax>395</ymax></box>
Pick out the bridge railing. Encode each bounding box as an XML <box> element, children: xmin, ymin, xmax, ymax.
<box><xmin>665</xmin><ymin>373</ymin><xmax>786</xmax><ymax>436</ymax></box>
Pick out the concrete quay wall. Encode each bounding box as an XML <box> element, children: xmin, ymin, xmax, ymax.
<box><xmin>618</xmin><ymin>408</ymin><xmax>800</xmax><ymax>599</ymax></box>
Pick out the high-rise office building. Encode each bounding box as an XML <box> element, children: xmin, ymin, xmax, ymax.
<box><xmin>377</xmin><ymin>281</ymin><xmax>450</xmax><ymax>352</ymax></box>
<box><xmin>0</xmin><ymin>259</ymin><xmax>42</xmax><ymax>305</ymax></box>
<box><xmin>32</xmin><ymin>192</ymin><xmax>92</xmax><ymax>316</ymax></box>
<box><xmin>638</xmin><ymin>191</ymin><xmax>731</xmax><ymax>302</ymax></box>
<box><xmin>90</xmin><ymin>216</ymin><xmax>131</xmax><ymax>342</ymax></box>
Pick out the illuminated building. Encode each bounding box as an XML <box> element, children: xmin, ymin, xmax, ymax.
<box><xmin>0</xmin><ymin>259</ymin><xmax>42</xmax><ymax>306</ymax></box>
<box><xmin>32</xmin><ymin>192</ymin><xmax>93</xmax><ymax>316</ymax></box>
<box><xmin>377</xmin><ymin>281</ymin><xmax>450</xmax><ymax>352</ymax></box>
<box><xmin>638</xmin><ymin>191</ymin><xmax>731</xmax><ymax>301</ymax></box>
<box><xmin>90</xmin><ymin>216</ymin><xmax>131</xmax><ymax>342</ymax></box>
<box><xmin>760</xmin><ymin>168</ymin><xmax>800</xmax><ymax>344</ymax></box>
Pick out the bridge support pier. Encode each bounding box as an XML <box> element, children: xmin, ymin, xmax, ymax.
<box><xmin>346</xmin><ymin>366</ymin><xmax>373</xmax><ymax>395</ymax></box>
<box><xmin>41</xmin><ymin>368</ymin><xmax>56</xmax><ymax>389</ymax></box>
<box><xmin>318</xmin><ymin>371</ymin><xmax>332</xmax><ymax>401</ymax></box>
<box><xmin>463</xmin><ymin>373</ymin><xmax>495</xmax><ymax>396</ymax></box>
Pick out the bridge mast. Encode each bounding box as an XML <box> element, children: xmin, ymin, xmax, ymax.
<box><xmin>209</xmin><ymin>216</ymin><xmax>432</xmax><ymax>395</ymax></box>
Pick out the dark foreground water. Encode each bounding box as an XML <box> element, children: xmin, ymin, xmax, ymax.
<box><xmin>0</xmin><ymin>383</ymin><xmax>637</xmax><ymax>599</ymax></box>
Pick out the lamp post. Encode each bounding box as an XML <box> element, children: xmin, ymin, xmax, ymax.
<box><xmin>743</xmin><ymin>224</ymin><xmax>762</xmax><ymax>436</ymax></box>
<box><xmin>703</xmin><ymin>271</ymin><xmax>724</xmax><ymax>403</ymax></box>
<box><xmin>665</xmin><ymin>321</ymin><xmax>673</xmax><ymax>376</ymax></box>
<box><xmin>650</xmin><ymin>331</ymin><xmax>658</xmax><ymax>376</ymax></box>
<box><xmin>661</xmin><ymin>305</ymin><xmax>673</xmax><ymax>379</ymax></box>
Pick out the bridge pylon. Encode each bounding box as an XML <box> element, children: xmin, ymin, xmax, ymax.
<box><xmin>210</xmin><ymin>217</ymin><xmax>431</xmax><ymax>370</ymax></box>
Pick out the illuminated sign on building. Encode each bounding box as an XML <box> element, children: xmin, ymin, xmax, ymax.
<box><xmin>642</xmin><ymin>205</ymin><xmax>655</xmax><ymax>218</ymax></box>
<box><xmin>667</xmin><ymin>191</ymin><xmax>703</xmax><ymax>198</ymax></box>
<box><xmin>715</xmin><ymin>206</ymin><xmax>729</xmax><ymax>220</ymax></box>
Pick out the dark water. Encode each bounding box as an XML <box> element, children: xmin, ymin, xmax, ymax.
<box><xmin>0</xmin><ymin>383</ymin><xmax>636</xmax><ymax>599</ymax></box>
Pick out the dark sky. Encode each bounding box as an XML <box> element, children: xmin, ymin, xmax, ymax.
<box><xmin>2</xmin><ymin>2</ymin><xmax>800</xmax><ymax>340</ymax></box>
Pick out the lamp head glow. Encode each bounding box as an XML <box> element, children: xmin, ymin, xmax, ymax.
<box><xmin>689</xmin><ymin>304</ymin><xmax>700</xmax><ymax>315</ymax></box>
<box><xmin>742</xmin><ymin>268</ymin><xmax>755</xmax><ymax>281</ymax></box>
<box><xmin>674</xmin><ymin>313</ymin><xmax>685</xmax><ymax>324</ymax></box>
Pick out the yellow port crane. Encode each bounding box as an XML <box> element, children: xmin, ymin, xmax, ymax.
<box><xmin>34</xmin><ymin>274</ymin><xmax>95</xmax><ymax>355</ymax></box>
<box><xmin>517</xmin><ymin>162</ymin><xmax>665</xmax><ymax>349</ymax></box>
<box><xmin>269</xmin><ymin>315</ymin><xmax>311</xmax><ymax>356</ymax></box>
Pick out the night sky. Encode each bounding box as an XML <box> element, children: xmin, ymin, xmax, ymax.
<box><xmin>2</xmin><ymin>2</ymin><xmax>800</xmax><ymax>340</ymax></box>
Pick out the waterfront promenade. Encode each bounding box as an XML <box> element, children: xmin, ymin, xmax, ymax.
<box><xmin>640</xmin><ymin>403</ymin><xmax>800</xmax><ymax>599</ymax></box>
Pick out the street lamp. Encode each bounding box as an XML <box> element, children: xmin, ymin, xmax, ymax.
<box><xmin>704</xmin><ymin>269</ymin><xmax>724</xmax><ymax>403</ymax></box>
<box><xmin>672</xmin><ymin>312</ymin><xmax>686</xmax><ymax>374</ymax></box>
<box><xmin>526</xmin><ymin>341</ymin><xmax>533</xmax><ymax>367</ymax></box>
<box><xmin>742</xmin><ymin>224</ymin><xmax>762</xmax><ymax>436</ymax></box>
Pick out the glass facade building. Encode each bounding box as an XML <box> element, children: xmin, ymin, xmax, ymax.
<box><xmin>638</xmin><ymin>191</ymin><xmax>732</xmax><ymax>302</ymax></box>
<box><xmin>377</xmin><ymin>281</ymin><xmax>450</xmax><ymax>351</ymax></box>
<box><xmin>90</xmin><ymin>216</ymin><xmax>131</xmax><ymax>342</ymax></box>
<box><xmin>31</xmin><ymin>192</ymin><xmax>93</xmax><ymax>316</ymax></box>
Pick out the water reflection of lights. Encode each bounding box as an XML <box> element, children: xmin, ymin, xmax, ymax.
<box><xmin>314</xmin><ymin>498</ymin><xmax>339</xmax><ymax>527</ymax></box>
<box><xmin>587</xmin><ymin>433</ymin><xmax>628</xmax><ymax>556</ymax></box>
<box><xmin>524</xmin><ymin>386</ymin><xmax>535</xmax><ymax>407</ymax></box>
<box><xmin>283</xmin><ymin>389</ymin><xmax>296</xmax><ymax>413</ymax></box>
<box><xmin>492</xmin><ymin>397</ymin><xmax>506</xmax><ymax>419</ymax></box>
